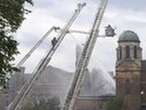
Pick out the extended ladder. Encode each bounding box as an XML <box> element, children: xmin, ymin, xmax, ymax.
<box><xmin>16</xmin><ymin>26</ymin><xmax>60</xmax><ymax>67</ymax></box>
<box><xmin>63</xmin><ymin>0</ymin><xmax>108</xmax><ymax>110</ymax></box>
<box><xmin>7</xmin><ymin>3</ymin><xmax>86</xmax><ymax>110</ymax></box>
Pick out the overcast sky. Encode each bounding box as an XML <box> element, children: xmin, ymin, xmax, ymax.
<box><xmin>15</xmin><ymin>0</ymin><xmax>146</xmax><ymax>73</ymax></box>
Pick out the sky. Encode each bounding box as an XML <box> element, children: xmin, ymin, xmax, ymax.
<box><xmin>14</xmin><ymin>0</ymin><xmax>146</xmax><ymax>73</ymax></box>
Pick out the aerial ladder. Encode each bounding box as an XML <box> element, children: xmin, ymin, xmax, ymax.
<box><xmin>7</xmin><ymin>3</ymin><xmax>86</xmax><ymax>110</ymax></box>
<box><xmin>16</xmin><ymin>26</ymin><xmax>60</xmax><ymax>67</ymax></box>
<box><xmin>63</xmin><ymin>0</ymin><xmax>109</xmax><ymax>110</ymax></box>
<box><xmin>16</xmin><ymin>27</ymin><xmax>88</xmax><ymax>67</ymax></box>
<box><xmin>16</xmin><ymin>2</ymin><xmax>115</xmax><ymax>68</ymax></box>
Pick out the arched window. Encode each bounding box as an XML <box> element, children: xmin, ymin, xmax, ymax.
<box><xmin>134</xmin><ymin>46</ymin><xmax>137</xmax><ymax>58</ymax></box>
<box><xmin>119</xmin><ymin>46</ymin><xmax>122</xmax><ymax>60</ymax></box>
<box><xmin>126</xmin><ymin>46</ymin><xmax>130</xmax><ymax>58</ymax></box>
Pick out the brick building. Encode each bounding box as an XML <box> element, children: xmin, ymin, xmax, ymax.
<box><xmin>116</xmin><ymin>30</ymin><xmax>146</xmax><ymax>110</ymax></box>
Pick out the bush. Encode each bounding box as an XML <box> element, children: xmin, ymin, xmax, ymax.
<box><xmin>105</xmin><ymin>97</ymin><xmax>123</xmax><ymax>110</ymax></box>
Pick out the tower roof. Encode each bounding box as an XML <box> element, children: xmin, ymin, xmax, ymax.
<box><xmin>118</xmin><ymin>30</ymin><xmax>140</xmax><ymax>43</ymax></box>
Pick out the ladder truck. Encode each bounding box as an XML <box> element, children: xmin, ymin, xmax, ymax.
<box><xmin>63</xmin><ymin>0</ymin><xmax>109</xmax><ymax>110</ymax></box>
<box><xmin>7</xmin><ymin>3</ymin><xmax>86</xmax><ymax>110</ymax></box>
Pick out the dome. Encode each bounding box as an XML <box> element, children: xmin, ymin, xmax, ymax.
<box><xmin>118</xmin><ymin>30</ymin><xmax>140</xmax><ymax>43</ymax></box>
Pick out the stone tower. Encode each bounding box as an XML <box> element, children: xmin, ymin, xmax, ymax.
<box><xmin>116</xmin><ymin>30</ymin><xmax>142</xmax><ymax>110</ymax></box>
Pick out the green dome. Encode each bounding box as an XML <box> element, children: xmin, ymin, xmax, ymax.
<box><xmin>118</xmin><ymin>30</ymin><xmax>140</xmax><ymax>43</ymax></box>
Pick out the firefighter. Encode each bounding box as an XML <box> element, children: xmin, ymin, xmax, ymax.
<box><xmin>105</xmin><ymin>24</ymin><xmax>115</xmax><ymax>37</ymax></box>
<box><xmin>51</xmin><ymin>37</ymin><xmax>58</xmax><ymax>48</ymax></box>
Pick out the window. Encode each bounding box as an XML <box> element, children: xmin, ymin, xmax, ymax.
<box><xmin>119</xmin><ymin>46</ymin><xmax>122</xmax><ymax>60</ymax></box>
<box><xmin>126</xmin><ymin>46</ymin><xmax>130</xmax><ymax>58</ymax></box>
<box><xmin>134</xmin><ymin>46</ymin><xmax>137</xmax><ymax>58</ymax></box>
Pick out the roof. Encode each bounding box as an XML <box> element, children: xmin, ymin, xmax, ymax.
<box><xmin>118</xmin><ymin>30</ymin><xmax>140</xmax><ymax>43</ymax></box>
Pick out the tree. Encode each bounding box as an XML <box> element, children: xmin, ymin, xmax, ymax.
<box><xmin>105</xmin><ymin>97</ymin><xmax>123</xmax><ymax>110</ymax></box>
<box><xmin>22</xmin><ymin>97</ymin><xmax>61</xmax><ymax>110</ymax></box>
<box><xmin>0</xmin><ymin>0</ymin><xmax>33</xmax><ymax>88</ymax></box>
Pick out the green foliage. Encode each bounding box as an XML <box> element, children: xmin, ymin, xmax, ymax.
<box><xmin>105</xmin><ymin>97</ymin><xmax>123</xmax><ymax>110</ymax></box>
<box><xmin>22</xmin><ymin>97</ymin><xmax>61</xmax><ymax>110</ymax></box>
<box><xmin>0</xmin><ymin>0</ymin><xmax>33</xmax><ymax>88</ymax></box>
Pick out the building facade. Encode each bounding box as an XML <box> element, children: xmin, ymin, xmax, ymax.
<box><xmin>116</xmin><ymin>30</ymin><xmax>146</xmax><ymax>110</ymax></box>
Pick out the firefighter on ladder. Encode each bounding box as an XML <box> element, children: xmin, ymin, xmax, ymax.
<box><xmin>105</xmin><ymin>24</ymin><xmax>115</xmax><ymax>37</ymax></box>
<box><xmin>51</xmin><ymin>37</ymin><xmax>58</xmax><ymax>49</ymax></box>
